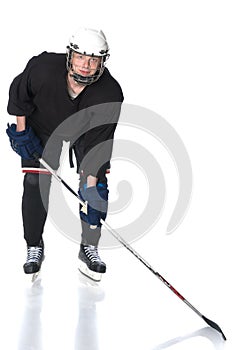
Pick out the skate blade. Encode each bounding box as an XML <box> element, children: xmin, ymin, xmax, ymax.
<box><xmin>78</xmin><ymin>260</ymin><xmax>102</xmax><ymax>282</ymax></box>
<box><xmin>24</xmin><ymin>270</ymin><xmax>41</xmax><ymax>286</ymax></box>
<box><xmin>31</xmin><ymin>270</ymin><xmax>41</xmax><ymax>283</ymax></box>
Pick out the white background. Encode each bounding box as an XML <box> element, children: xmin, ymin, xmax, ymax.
<box><xmin>0</xmin><ymin>1</ymin><xmax>232</xmax><ymax>349</ymax></box>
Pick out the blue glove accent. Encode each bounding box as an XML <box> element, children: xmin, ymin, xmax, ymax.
<box><xmin>79</xmin><ymin>183</ymin><xmax>109</xmax><ymax>227</ymax></box>
<box><xmin>6</xmin><ymin>123</ymin><xmax>43</xmax><ymax>160</ymax></box>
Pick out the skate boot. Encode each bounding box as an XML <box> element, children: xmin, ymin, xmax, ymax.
<box><xmin>23</xmin><ymin>239</ymin><xmax>44</xmax><ymax>282</ymax></box>
<box><xmin>78</xmin><ymin>244</ymin><xmax>106</xmax><ymax>282</ymax></box>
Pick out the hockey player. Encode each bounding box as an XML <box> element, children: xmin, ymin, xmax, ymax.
<box><xmin>6</xmin><ymin>27</ymin><xmax>124</xmax><ymax>281</ymax></box>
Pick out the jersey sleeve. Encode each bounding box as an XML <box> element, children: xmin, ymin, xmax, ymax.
<box><xmin>79</xmin><ymin>102</ymin><xmax>122</xmax><ymax>179</ymax></box>
<box><xmin>7</xmin><ymin>57</ymin><xmax>37</xmax><ymax>117</ymax></box>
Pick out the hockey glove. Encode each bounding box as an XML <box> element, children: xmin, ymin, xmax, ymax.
<box><xmin>6</xmin><ymin>123</ymin><xmax>43</xmax><ymax>160</ymax></box>
<box><xmin>79</xmin><ymin>183</ymin><xmax>108</xmax><ymax>227</ymax></box>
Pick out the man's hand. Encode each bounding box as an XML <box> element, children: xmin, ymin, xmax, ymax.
<box><xmin>79</xmin><ymin>183</ymin><xmax>108</xmax><ymax>227</ymax></box>
<box><xmin>6</xmin><ymin>123</ymin><xmax>43</xmax><ymax>160</ymax></box>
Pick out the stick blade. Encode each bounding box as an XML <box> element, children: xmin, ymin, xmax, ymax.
<box><xmin>202</xmin><ymin>315</ymin><xmax>226</xmax><ymax>341</ymax></box>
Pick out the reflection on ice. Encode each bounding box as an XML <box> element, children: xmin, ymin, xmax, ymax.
<box><xmin>18</xmin><ymin>278</ymin><xmax>43</xmax><ymax>350</ymax></box>
<box><xmin>17</xmin><ymin>272</ymin><xmax>106</xmax><ymax>350</ymax></box>
<box><xmin>74</xmin><ymin>274</ymin><xmax>105</xmax><ymax>350</ymax></box>
<box><xmin>152</xmin><ymin>326</ymin><xmax>226</xmax><ymax>350</ymax></box>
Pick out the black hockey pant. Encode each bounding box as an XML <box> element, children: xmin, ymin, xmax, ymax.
<box><xmin>22</xmin><ymin>172</ymin><xmax>102</xmax><ymax>247</ymax></box>
<box><xmin>22</xmin><ymin>172</ymin><xmax>51</xmax><ymax>246</ymax></box>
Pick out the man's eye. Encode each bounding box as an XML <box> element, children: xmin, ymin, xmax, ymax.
<box><xmin>91</xmin><ymin>58</ymin><xmax>97</xmax><ymax>62</ymax></box>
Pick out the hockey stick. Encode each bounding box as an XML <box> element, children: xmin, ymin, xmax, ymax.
<box><xmin>38</xmin><ymin>156</ymin><xmax>226</xmax><ymax>341</ymax></box>
<box><xmin>38</xmin><ymin>157</ymin><xmax>88</xmax><ymax>215</ymax></box>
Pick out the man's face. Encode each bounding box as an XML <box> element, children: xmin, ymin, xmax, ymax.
<box><xmin>71</xmin><ymin>52</ymin><xmax>101</xmax><ymax>76</ymax></box>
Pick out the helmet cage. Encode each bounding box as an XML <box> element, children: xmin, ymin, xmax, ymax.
<box><xmin>66</xmin><ymin>47</ymin><xmax>109</xmax><ymax>85</ymax></box>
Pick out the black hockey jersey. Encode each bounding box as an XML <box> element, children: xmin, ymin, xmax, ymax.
<box><xmin>7</xmin><ymin>51</ymin><xmax>124</xmax><ymax>178</ymax></box>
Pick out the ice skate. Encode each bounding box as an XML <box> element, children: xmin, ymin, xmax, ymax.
<box><xmin>78</xmin><ymin>244</ymin><xmax>106</xmax><ymax>282</ymax></box>
<box><xmin>23</xmin><ymin>240</ymin><xmax>44</xmax><ymax>282</ymax></box>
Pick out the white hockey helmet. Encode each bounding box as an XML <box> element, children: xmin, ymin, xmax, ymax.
<box><xmin>67</xmin><ymin>27</ymin><xmax>110</xmax><ymax>85</ymax></box>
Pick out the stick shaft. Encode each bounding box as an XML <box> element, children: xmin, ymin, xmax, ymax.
<box><xmin>102</xmin><ymin>220</ymin><xmax>226</xmax><ymax>340</ymax></box>
<box><xmin>102</xmin><ymin>221</ymin><xmax>202</xmax><ymax>317</ymax></box>
<box><xmin>38</xmin><ymin>158</ymin><xmax>87</xmax><ymax>212</ymax></box>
